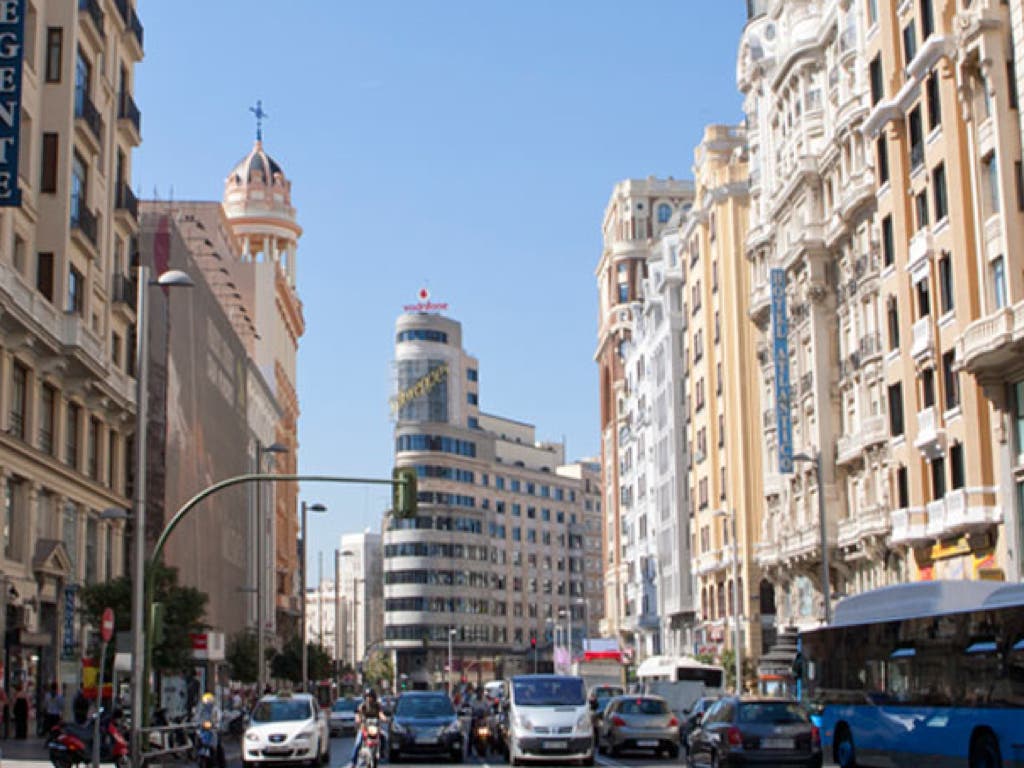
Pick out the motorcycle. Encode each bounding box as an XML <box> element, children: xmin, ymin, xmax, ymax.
<box><xmin>47</xmin><ymin>711</ymin><xmax>129</xmax><ymax>768</ymax></box>
<box><xmin>357</xmin><ymin>717</ymin><xmax>382</xmax><ymax>768</ymax></box>
<box><xmin>470</xmin><ymin>716</ymin><xmax>491</xmax><ymax>757</ymax></box>
<box><xmin>195</xmin><ymin>720</ymin><xmax>218</xmax><ymax>768</ymax></box>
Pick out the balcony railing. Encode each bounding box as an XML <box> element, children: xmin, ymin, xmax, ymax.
<box><xmin>115</xmin><ymin>182</ymin><xmax>138</xmax><ymax>220</ymax></box>
<box><xmin>119</xmin><ymin>93</ymin><xmax>142</xmax><ymax>135</ymax></box>
<box><xmin>71</xmin><ymin>206</ymin><xmax>98</xmax><ymax>246</ymax></box>
<box><xmin>79</xmin><ymin>0</ymin><xmax>104</xmax><ymax>36</ymax></box>
<box><xmin>75</xmin><ymin>93</ymin><xmax>103</xmax><ymax>142</ymax></box>
<box><xmin>859</xmin><ymin>331</ymin><xmax>882</xmax><ymax>360</ymax></box>
<box><xmin>800</xmin><ymin>371</ymin><xmax>814</xmax><ymax>396</ymax></box>
<box><xmin>911</xmin><ymin>317</ymin><xmax>934</xmax><ymax>360</ymax></box>
<box><xmin>914</xmin><ymin>405</ymin><xmax>946</xmax><ymax>459</ymax></box>
<box><xmin>111</xmin><ymin>272</ymin><xmax>137</xmax><ymax>309</ymax></box>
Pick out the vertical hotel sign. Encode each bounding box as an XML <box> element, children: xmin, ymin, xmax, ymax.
<box><xmin>0</xmin><ymin>0</ymin><xmax>25</xmax><ymax>206</ymax></box>
<box><xmin>770</xmin><ymin>268</ymin><xmax>793</xmax><ymax>473</ymax></box>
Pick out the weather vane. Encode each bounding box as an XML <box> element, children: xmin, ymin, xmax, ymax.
<box><xmin>249</xmin><ymin>100</ymin><xmax>268</xmax><ymax>141</ymax></box>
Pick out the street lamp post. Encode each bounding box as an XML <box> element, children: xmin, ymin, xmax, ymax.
<box><xmin>448</xmin><ymin>628</ymin><xmax>456</xmax><ymax>695</ymax></box>
<box><xmin>128</xmin><ymin>266</ymin><xmax>193</xmax><ymax>768</ymax></box>
<box><xmin>574</xmin><ymin>597</ymin><xmax>588</xmax><ymax>654</ymax></box>
<box><xmin>794</xmin><ymin>450</ymin><xmax>833</xmax><ymax>625</ymax></box>
<box><xmin>256</xmin><ymin>441</ymin><xmax>289</xmax><ymax>695</ymax></box>
<box><xmin>716</xmin><ymin>508</ymin><xmax>742</xmax><ymax>693</ymax></box>
<box><xmin>300</xmin><ymin>501</ymin><xmax>326</xmax><ymax>692</ymax></box>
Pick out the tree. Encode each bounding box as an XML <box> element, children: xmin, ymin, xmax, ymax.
<box><xmin>362</xmin><ymin>651</ymin><xmax>394</xmax><ymax>689</ymax></box>
<box><xmin>269</xmin><ymin>637</ymin><xmax>332</xmax><ymax>684</ymax></box>
<box><xmin>720</xmin><ymin>649</ymin><xmax>756</xmax><ymax>694</ymax></box>
<box><xmin>226</xmin><ymin>630</ymin><xmax>259</xmax><ymax>683</ymax></box>
<box><xmin>79</xmin><ymin>563</ymin><xmax>208</xmax><ymax>673</ymax></box>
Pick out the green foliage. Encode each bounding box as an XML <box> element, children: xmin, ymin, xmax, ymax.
<box><xmin>79</xmin><ymin>563</ymin><xmax>208</xmax><ymax>673</ymax></box>
<box><xmin>362</xmin><ymin>651</ymin><xmax>394</xmax><ymax>689</ymax></box>
<box><xmin>270</xmin><ymin>636</ymin><xmax>333</xmax><ymax>684</ymax></box>
<box><xmin>720</xmin><ymin>649</ymin><xmax>756</xmax><ymax>694</ymax></box>
<box><xmin>226</xmin><ymin>631</ymin><xmax>260</xmax><ymax>683</ymax></box>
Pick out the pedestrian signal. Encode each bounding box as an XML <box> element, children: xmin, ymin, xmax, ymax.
<box><xmin>392</xmin><ymin>466</ymin><xmax>418</xmax><ymax>518</ymax></box>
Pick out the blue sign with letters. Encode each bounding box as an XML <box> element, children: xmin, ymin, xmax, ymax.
<box><xmin>62</xmin><ymin>585</ymin><xmax>77</xmax><ymax>658</ymax></box>
<box><xmin>0</xmin><ymin>0</ymin><xmax>25</xmax><ymax>207</ymax></box>
<box><xmin>770</xmin><ymin>269</ymin><xmax>793</xmax><ymax>473</ymax></box>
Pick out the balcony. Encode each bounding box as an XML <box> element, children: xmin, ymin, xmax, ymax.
<box><xmin>750</xmin><ymin>278</ymin><xmax>771</xmax><ymax>325</ymax></box>
<box><xmin>692</xmin><ymin>549</ymin><xmax>723</xmax><ymax>576</ymax></box>
<box><xmin>114</xmin><ymin>0</ymin><xmax>144</xmax><ymax>59</ymax></box>
<box><xmin>911</xmin><ymin>317</ymin><xmax>934</xmax><ymax>361</ymax></box>
<box><xmin>861</xmin><ymin>414</ymin><xmax>888</xmax><ymax>448</ymax></box>
<box><xmin>115</xmin><ymin>182</ymin><xmax>138</xmax><ymax>223</ymax></box>
<box><xmin>914</xmin><ymin>405</ymin><xmax>946</xmax><ymax>459</ymax></box>
<box><xmin>958</xmin><ymin>302</ymin><xmax>1024</xmax><ymax>379</ymax></box>
<box><xmin>71</xmin><ymin>206</ymin><xmax>99</xmax><ymax>250</ymax></box>
<box><xmin>836</xmin><ymin>431</ymin><xmax>863</xmax><ymax>466</ymax></box>
<box><xmin>891</xmin><ymin>507</ymin><xmax>929</xmax><ymax>545</ymax></box>
<box><xmin>763</xmin><ymin>409</ymin><xmax>775</xmax><ymax>430</ymax></box>
<box><xmin>837</xmin><ymin>169</ymin><xmax>874</xmax><ymax>221</ymax></box>
<box><xmin>779</xmin><ymin>527</ymin><xmax>821</xmax><ymax>562</ymax></box>
<box><xmin>61</xmin><ymin>312</ymin><xmax>105</xmax><ymax>371</ymax></box>
<box><xmin>118</xmin><ymin>93</ymin><xmax>142</xmax><ymax>146</ymax></box>
<box><xmin>907</xmin><ymin>229</ymin><xmax>934</xmax><ymax>282</ymax></box>
<box><xmin>800</xmin><ymin>371</ymin><xmax>814</xmax><ymax>398</ymax></box>
<box><xmin>79</xmin><ymin>0</ymin><xmax>104</xmax><ymax>40</ymax></box>
<box><xmin>837</xmin><ymin>505</ymin><xmax>891</xmax><ymax>549</ymax></box>
<box><xmin>755</xmin><ymin>539</ymin><xmax>779</xmax><ymax>568</ymax></box>
<box><xmin>763</xmin><ymin>472</ymin><xmax>784</xmax><ymax>498</ymax></box>
<box><xmin>0</xmin><ymin>262</ymin><xmax>62</xmax><ymax>343</ymax></box>
<box><xmin>111</xmin><ymin>273</ymin><xmax>137</xmax><ymax>310</ymax></box>
<box><xmin>925</xmin><ymin>488</ymin><xmax>1003</xmax><ymax>539</ymax></box>
<box><xmin>74</xmin><ymin>93</ymin><xmax>104</xmax><ymax>152</ymax></box>
<box><xmin>858</xmin><ymin>331</ymin><xmax>883</xmax><ymax>363</ymax></box>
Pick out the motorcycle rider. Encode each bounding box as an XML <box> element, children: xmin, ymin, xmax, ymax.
<box><xmin>468</xmin><ymin>689</ymin><xmax>489</xmax><ymax>756</ymax></box>
<box><xmin>348</xmin><ymin>688</ymin><xmax>387</xmax><ymax>768</ymax></box>
<box><xmin>193</xmin><ymin>692</ymin><xmax>226</xmax><ymax>768</ymax></box>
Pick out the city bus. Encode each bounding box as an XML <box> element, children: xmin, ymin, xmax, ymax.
<box><xmin>635</xmin><ymin>655</ymin><xmax>725</xmax><ymax>716</ymax></box>
<box><xmin>799</xmin><ymin>580</ymin><xmax>1024</xmax><ymax>768</ymax></box>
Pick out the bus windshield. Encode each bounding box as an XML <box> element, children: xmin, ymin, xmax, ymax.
<box><xmin>676</xmin><ymin>667</ymin><xmax>724</xmax><ymax>688</ymax></box>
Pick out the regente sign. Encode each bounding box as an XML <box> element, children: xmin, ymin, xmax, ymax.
<box><xmin>0</xmin><ymin>0</ymin><xmax>25</xmax><ymax>206</ymax></box>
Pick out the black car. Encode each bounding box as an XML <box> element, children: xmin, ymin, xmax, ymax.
<box><xmin>687</xmin><ymin>696</ymin><xmax>821</xmax><ymax>768</ymax></box>
<box><xmin>680</xmin><ymin>696</ymin><xmax>719</xmax><ymax>755</ymax></box>
<box><xmin>386</xmin><ymin>692</ymin><xmax>463</xmax><ymax>763</ymax></box>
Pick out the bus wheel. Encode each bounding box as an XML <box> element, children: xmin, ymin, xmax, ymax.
<box><xmin>834</xmin><ymin>725</ymin><xmax>856</xmax><ymax>768</ymax></box>
<box><xmin>969</xmin><ymin>730</ymin><xmax>1002</xmax><ymax>768</ymax></box>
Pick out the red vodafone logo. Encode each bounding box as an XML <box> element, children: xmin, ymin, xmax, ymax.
<box><xmin>404</xmin><ymin>288</ymin><xmax>448</xmax><ymax>313</ymax></box>
<box><xmin>418</xmin><ymin>288</ymin><xmax>429</xmax><ymax>301</ymax></box>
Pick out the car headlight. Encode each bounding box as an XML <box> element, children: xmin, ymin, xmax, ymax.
<box><xmin>296</xmin><ymin>729</ymin><xmax>315</xmax><ymax>740</ymax></box>
<box><xmin>516</xmin><ymin>714</ymin><xmax>533</xmax><ymax>731</ymax></box>
<box><xmin>445</xmin><ymin>721</ymin><xmax>461</xmax><ymax>734</ymax></box>
<box><xmin>576</xmin><ymin>714</ymin><xmax>591</xmax><ymax>732</ymax></box>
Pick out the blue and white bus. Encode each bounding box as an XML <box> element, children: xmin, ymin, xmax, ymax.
<box><xmin>799</xmin><ymin>580</ymin><xmax>1023</xmax><ymax>768</ymax></box>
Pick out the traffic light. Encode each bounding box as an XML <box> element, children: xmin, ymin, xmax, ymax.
<box><xmin>530</xmin><ymin>635</ymin><xmax>536</xmax><ymax>650</ymax></box>
<box><xmin>392</xmin><ymin>466</ymin><xmax>418</xmax><ymax>518</ymax></box>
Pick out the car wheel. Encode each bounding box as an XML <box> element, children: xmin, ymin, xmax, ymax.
<box><xmin>581</xmin><ymin>756</ymin><xmax>595</xmax><ymax>766</ymax></box>
<box><xmin>450</xmin><ymin>748</ymin><xmax>463</xmax><ymax>763</ymax></box>
<box><xmin>834</xmin><ymin>724</ymin><xmax>857</xmax><ymax>768</ymax></box>
<box><xmin>665</xmin><ymin>743</ymin><xmax>680</xmax><ymax>760</ymax></box>
<box><xmin>389</xmin><ymin>749</ymin><xmax>401</xmax><ymax>763</ymax></box>
<box><xmin>969</xmin><ymin>730</ymin><xmax>1003</xmax><ymax>768</ymax></box>
<box><xmin>610</xmin><ymin>741</ymin><xmax>622</xmax><ymax>758</ymax></box>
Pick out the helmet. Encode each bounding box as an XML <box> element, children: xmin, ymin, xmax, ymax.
<box><xmin>364</xmin><ymin>687</ymin><xmax>377</xmax><ymax>700</ymax></box>
<box><xmin>202</xmin><ymin>693</ymin><xmax>215</xmax><ymax>704</ymax></box>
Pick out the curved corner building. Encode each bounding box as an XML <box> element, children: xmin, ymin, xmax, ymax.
<box><xmin>385</xmin><ymin>310</ymin><xmax>603</xmax><ymax>688</ymax></box>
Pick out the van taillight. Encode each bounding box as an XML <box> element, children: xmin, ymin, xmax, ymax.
<box><xmin>811</xmin><ymin>725</ymin><xmax>821</xmax><ymax>748</ymax></box>
<box><xmin>727</xmin><ymin>726</ymin><xmax>743</xmax><ymax>747</ymax></box>
<box><xmin>611</xmin><ymin>716</ymin><xmax>627</xmax><ymax>727</ymax></box>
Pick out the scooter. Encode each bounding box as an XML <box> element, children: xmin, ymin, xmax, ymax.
<box><xmin>195</xmin><ymin>720</ymin><xmax>218</xmax><ymax>768</ymax></box>
<box><xmin>47</xmin><ymin>710</ymin><xmax>129</xmax><ymax>768</ymax></box>
<box><xmin>357</xmin><ymin>717</ymin><xmax>382</xmax><ymax>768</ymax></box>
<box><xmin>470</xmin><ymin>716</ymin><xmax>490</xmax><ymax>757</ymax></box>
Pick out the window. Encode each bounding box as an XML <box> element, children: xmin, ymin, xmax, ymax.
<box><xmin>867</xmin><ymin>0</ymin><xmax>878</xmax><ymax>25</ymax></box>
<box><xmin>925</xmin><ymin>71</ymin><xmax>941</xmax><ymax>130</ymax></box>
<box><xmin>74</xmin><ymin>48</ymin><xmax>90</xmax><ymax>115</ymax></box>
<box><xmin>618</xmin><ymin>283</ymin><xmax>629</xmax><ymax>302</ymax></box>
<box><xmin>2</xmin><ymin>478</ymin><xmax>17</xmax><ymax>560</ymax></box>
<box><xmin>939</xmin><ymin>252</ymin><xmax>954</xmax><ymax>313</ymax></box>
<box><xmin>39</xmin><ymin>383</ymin><xmax>56</xmax><ymax>454</ymax></box>
<box><xmin>657</xmin><ymin>203</ymin><xmax>671</xmax><ymax>223</ymax></box>
<box><xmin>931</xmin><ymin>456</ymin><xmax>946</xmax><ymax>499</ymax></box>
<box><xmin>985</xmin><ymin>153</ymin><xmax>1000</xmax><ymax>214</ymax></box>
<box><xmin>107</xmin><ymin>431</ymin><xmax>117</xmax><ymax>489</ymax></box>
<box><xmin>12</xmin><ymin>234</ymin><xmax>24</xmax><ymax>274</ymax></box>
<box><xmin>1016</xmin><ymin>161</ymin><xmax>1024</xmax><ymax>211</ymax></box>
<box><xmin>9</xmin><ymin>361</ymin><xmax>27</xmax><ymax>440</ymax></box>
<box><xmin>922</xmin><ymin>367</ymin><xmax>936</xmax><ymax>408</ymax></box>
<box><xmin>876</xmin><ymin>136</ymin><xmax>889</xmax><ymax>185</ymax></box>
<box><xmin>920</xmin><ymin>0</ymin><xmax>934</xmax><ymax>38</ymax></box>
<box><xmin>888</xmin><ymin>382</ymin><xmax>905</xmax><ymax>437</ymax></box>
<box><xmin>88</xmin><ymin>417</ymin><xmax>101</xmax><ymax>479</ymax></box>
<box><xmin>467</xmin><ymin>368</ymin><xmax>478</xmax><ymax>382</ymax></box>
<box><xmin>45</xmin><ymin>27</ymin><xmax>61</xmax><ymax>82</ymax></box>
<box><xmin>896</xmin><ymin>465</ymin><xmax>909</xmax><ymax>508</ymax></box>
<box><xmin>712</xmin><ymin>260</ymin><xmax>718</xmax><ymax>292</ymax></box>
<box><xmin>915</xmin><ymin>191</ymin><xmax>929</xmax><ymax>232</ymax></box>
<box><xmin>85</xmin><ymin>516</ymin><xmax>97</xmax><ymax>583</ymax></box>
<box><xmin>881</xmin><ymin>215</ymin><xmax>894</xmax><ymax>266</ymax></box>
<box><xmin>902</xmin><ymin>21</ymin><xmax>917</xmax><ymax>67</ymax></box>
<box><xmin>950</xmin><ymin>441</ymin><xmax>965</xmax><ymax>489</ymax></box>
<box><xmin>992</xmin><ymin>255</ymin><xmax>1007</xmax><ymax>309</ymax></box>
<box><xmin>63</xmin><ymin>502</ymin><xmax>77</xmax><ymax>576</ymax></box>
<box><xmin>68</xmin><ymin>266</ymin><xmax>84</xmax><ymax>315</ymax></box>
<box><xmin>870</xmin><ymin>56</ymin><xmax>884</xmax><ymax>105</ymax></box>
<box><xmin>942</xmin><ymin>350</ymin><xmax>959</xmax><ymax>410</ymax></box>
<box><xmin>71</xmin><ymin>151</ymin><xmax>87</xmax><ymax>223</ymax></box>
<box><xmin>467</xmin><ymin>392</ymin><xmax>478</xmax><ymax>405</ymax></box>
<box><xmin>36</xmin><ymin>251</ymin><xmax>53</xmax><ymax>301</ymax></box>
<box><xmin>909</xmin><ymin>106</ymin><xmax>924</xmax><ymax>170</ymax></box>
<box><xmin>66</xmin><ymin>402</ymin><xmax>81</xmax><ymax>469</ymax></box>
<box><xmin>887</xmin><ymin>296</ymin><xmax>900</xmax><ymax>350</ymax></box>
<box><xmin>917</xmin><ymin>278</ymin><xmax>931</xmax><ymax>319</ymax></box>
<box><xmin>932</xmin><ymin>163</ymin><xmax>948</xmax><ymax>221</ymax></box>
<box><xmin>40</xmin><ymin>132</ymin><xmax>57</xmax><ymax>193</ymax></box>
<box><xmin>714</xmin><ymin>311</ymin><xmax>720</xmax><ymax>343</ymax></box>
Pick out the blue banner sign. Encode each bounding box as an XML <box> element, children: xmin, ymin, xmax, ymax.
<box><xmin>0</xmin><ymin>0</ymin><xmax>25</xmax><ymax>206</ymax></box>
<box><xmin>62</xmin><ymin>585</ymin><xmax>77</xmax><ymax>658</ymax></box>
<box><xmin>770</xmin><ymin>269</ymin><xmax>793</xmax><ymax>473</ymax></box>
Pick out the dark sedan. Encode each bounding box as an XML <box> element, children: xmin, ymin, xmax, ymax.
<box><xmin>680</xmin><ymin>696</ymin><xmax>719</xmax><ymax>756</ymax></box>
<box><xmin>386</xmin><ymin>692</ymin><xmax>463</xmax><ymax>763</ymax></box>
<box><xmin>686</xmin><ymin>696</ymin><xmax>821</xmax><ymax>768</ymax></box>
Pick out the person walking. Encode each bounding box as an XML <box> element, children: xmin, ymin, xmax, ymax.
<box><xmin>42</xmin><ymin>682</ymin><xmax>64</xmax><ymax>734</ymax></box>
<box><xmin>72</xmin><ymin>685</ymin><xmax>89</xmax><ymax>725</ymax></box>
<box><xmin>12</xmin><ymin>684</ymin><xmax>29</xmax><ymax>739</ymax></box>
<box><xmin>0</xmin><ymin>683</ymin><xmax>8</xmax><ymax>740</ymax></box>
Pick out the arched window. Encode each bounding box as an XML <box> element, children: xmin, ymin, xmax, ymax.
<box><xmin>657</xmin><ymin>203</ymin><xmax>672</xmax><ymax>223</ymax></box>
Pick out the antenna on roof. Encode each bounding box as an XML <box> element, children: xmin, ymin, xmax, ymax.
<box><xmin>250</xmin><ymin>100</ymin><xmax>268</xmax><ymax>141</ymax></box>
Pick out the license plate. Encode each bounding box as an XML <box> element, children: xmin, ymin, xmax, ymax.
<box><xmin>415</xmin><ymin>734</ymin><xmax>437</xmax><ymax>744</ymax></box>
<box><xmin>265</xmin><ymin>747</ymin><xmax>290</xmax><ymax>754</ymax></box>
<box><xmin>762</xmin><ymin>738</ymin><xmax>794</xmax><ymax>749</ymax></box>
<box><xmin>542</xmin><ymin>740</ymin><xmax>567</xmax><ymax>750</ymax></box>
<box><xmin>637</xmin><ymin>740</ymin><xmax>659</xmax><ymax>747</ymax></box>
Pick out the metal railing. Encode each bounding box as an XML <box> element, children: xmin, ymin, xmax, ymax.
<box><xmin>116</xmin><ymin>182</ymin><xmax>139</xmax><ymax>219</ymax></box>
<box><xmin>79</xmin><ymin>0</ymin><xmax>104</xmax><ymax>35</ymax></box>
<box><xmin>72</xmin><ymin>206</ymin><xmax>98</xmax><ymax>246</ymax></box>
<box><xmin>76</xmin><ymin>93</ymin><xmax>104</xmax><ymax>141</ymax></box>
<box><xmin>119</xmin><ymin>93</ymin><xmax>142</xmax><ymax>135</ymax></box>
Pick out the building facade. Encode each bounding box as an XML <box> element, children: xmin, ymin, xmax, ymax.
<box><xmin>595</xmin><ymin>179</ymin><xmax>694</xmax><ymax>647</ymax></box>
<box><xmin>0</xmin><ymin>0</ymin><xmax>143</xmax><ymax>703</ymax></box>
<box><xmin>338</xmin><ymin>531</ymin><xmax>383</xmax><ymax>667</ymax></box>
<box><xmin>385</xmin><ymin>310</ymin><xmax>600</xmax><ymax>688</ymax></box>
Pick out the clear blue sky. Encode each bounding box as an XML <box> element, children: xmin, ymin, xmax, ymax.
<box><xmin>134</xmin><ymin>1</ymin><xmax>746</xmax><ymax>582</ymax></box>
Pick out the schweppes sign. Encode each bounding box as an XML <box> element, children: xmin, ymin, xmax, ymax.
<box><xmin>390</xmin><ymin>363</ymin><xmax>449</xmax><ymax>416</ymax></box>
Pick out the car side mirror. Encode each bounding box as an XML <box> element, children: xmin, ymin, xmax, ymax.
<box><xmin>589</xmin><ymin>700</ymin><xmax>598</xmax><ymax>711</ymax></box>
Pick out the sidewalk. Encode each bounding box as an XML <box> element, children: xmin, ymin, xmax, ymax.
<box><xmin>0</xmin><ymin>736</ymin><xmax>51</xmax><ymax>761</ymax></box>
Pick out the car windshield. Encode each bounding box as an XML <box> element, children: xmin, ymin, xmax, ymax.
<box><xmin>513</xmin><ymin>678</ymin><xmax>586</xmax><ymax>706</ymax></box>
<box><xmin>618</xmin><ymin>698</ymin><xmax>668</xmax><ymax>715</ymax></box>
<box><xmin>395</xmin><ymin>696</ymin><xmax>454</xmax><ymax>718</ymax></box>
<box><xmin>592</xmin><ymin>686</ymin><xmax>623</xmax><ymax>698</ymax></box>
<box><xmin>332</xmin><ymin>699</ymin><xmax>359</xmax><ymax>712</ymax></box>
<box><xmin>738</xmin><ymin>702</ymin><xmax>809</xmax><ymax>724</ymax></box>
<box><xmin>252</xmin><ymin>700</ymin><xmax>312</xmax><ymax>723</ymax></box>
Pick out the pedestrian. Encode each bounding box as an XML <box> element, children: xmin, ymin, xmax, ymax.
<box><xmin>42</xmin><ymin>681</ymin><xmax>63</xmax><ymax>734</ymax></box>
<box><xmin>0</xmin><ymin>682</ymin><xmax>8</xmax><ymax>739</ymax></box>
<box><xmin>72</xmin><ymin>685</ymin><xmax>89</xmax><ymax>725</ymax></box>
<box><xmin>12</xmin><ymin>684</ymin><xmax>28</xmax><ymax>739</ymax></box>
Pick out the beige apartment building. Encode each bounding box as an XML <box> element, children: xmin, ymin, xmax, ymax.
<box><xmin>738</xmin><ymin>0</ymin><xmax>1017</xmax><ymax>630</ymax></box>
<box><xmin>0</xmin><ymin>0</ymin><xmax>143</xmax><ymax>697</ymax></box>
<box><xmin>679</xmin><ymin>126</ymin><xmax>766</xmax><ymax>666</ymax></box>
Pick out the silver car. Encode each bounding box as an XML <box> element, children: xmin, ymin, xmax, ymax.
<box><xmin>597</xmin><ymin>695</ymin><xmax>680</xmax><ymax>759</ymax></box>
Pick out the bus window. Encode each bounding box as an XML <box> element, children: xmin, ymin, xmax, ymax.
<box><xmin>961</xmin><ymin>639</ymin><xmax>1001</xmax><ymax>707</ymax></box>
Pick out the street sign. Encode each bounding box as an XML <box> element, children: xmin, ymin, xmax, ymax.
<box><xmin>101</xmin><ymin>608</ymin><xmax>115</xmax><ymax>643</ymax></box>
<box><xmin>770</xmin><ymin>269</ymin><xmax>794</xmax><ymax>474</ymax></box>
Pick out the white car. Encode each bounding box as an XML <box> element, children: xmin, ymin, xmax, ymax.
<box><xmin>329</xmin><ymin>697</ymin><xmax>361</xmax><ymax>736</ymax></box>
<box><xmin>243</xmin><ymin>693</ymin><xmax>330</xmax><ymax>768</ymax></box>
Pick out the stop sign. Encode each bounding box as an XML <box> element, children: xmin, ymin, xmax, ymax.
<box><xmin>101</xmin><ymin>607</ymin><xmax>115</xmax><ymax>643</ymax></box>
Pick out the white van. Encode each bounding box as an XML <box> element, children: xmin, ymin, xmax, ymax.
<box><xmin>507</xmin><ymin>674</ymin><xmax>594</xmax><ymax>766</ymax></box>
